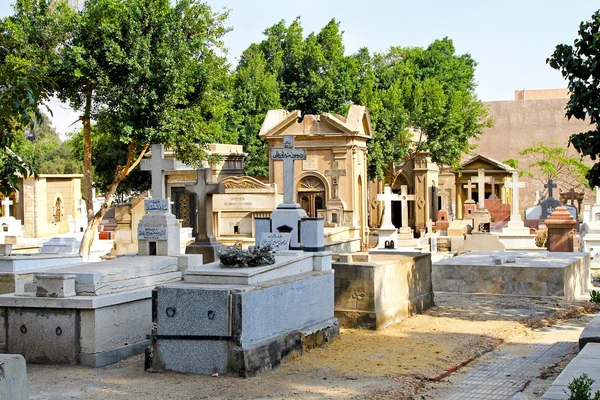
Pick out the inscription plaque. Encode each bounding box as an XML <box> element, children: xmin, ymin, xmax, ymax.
<box><xmin>145</xmin><ymin>199</ymin><xmax>169</xmax><ymax>212</ymax></box>
<box><xmin>138</xmin><ymin>227</ymin><xmax>168</xmax><ymax>240</ymax></box>
<box><xmin>259</xmin><ymin>232</ymin><xmax>291</xmax><ymax>252</ymax></box>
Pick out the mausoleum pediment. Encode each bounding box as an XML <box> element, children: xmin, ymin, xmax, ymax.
<box><xmin>259</xmin><ymin>105</ymin><xmax>372</xmax><ymax>139</ymax></box>
<box><xmin>460</xmin><ymin>154</ymin><xmax>515</xmax><ymax>172</ymax></box>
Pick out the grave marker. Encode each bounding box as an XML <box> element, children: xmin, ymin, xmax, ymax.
<box><xmin>463</xmin><ymin>181</ymin><xmax>475</xmax><ymax>201</ymax></box>
<box><xmin>398</xmin><ymin>185</ymin><xmax>415</xmax><ymax>228</ymax></box>
<box><xmin>260</xmin><ymin>232</ymin><xmax>291</xmax><ymax>252</ymax></box>
<box><xmin>505</xmin><ymin>172</ymin><xmax>526</xmax><ymax>218</ymax></box>
<box><xmin>377</xmin><ymin>186</ymin><xmax>398</xmax><ymax>229</ymax></box>
<box><xmin>471</xmin><ymin>169</ymin><xmax>487</xmax><ymax>209</ymax></box>
<box><xmin>1</xmin><ymin>197</ymin><xmax>12</xmax><ymax>218</ymax></box>
<box><xmin>270</xmin><ymin>135</ymin><xmax>306</xmax><ymax>204</ymax></box>
<box><xmin>325</xmin><ymin>161</ymin><xmax>346</xmax><ymax>199</ymax></box>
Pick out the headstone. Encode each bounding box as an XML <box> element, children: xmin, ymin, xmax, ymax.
<box><xmin>470</xmin><ymin>169</ymin><xmax>491</xmax><ymax>232</ymax></box>
<box><xmin>502</xmin><ymin>172</ymin><xmax>530</xmax><ymax>235</ymax></box>
<box><xmin>137</xmin><ymin>145</ymin><xmax>180</xmax><ymax>256</ymax></box>
<box><xmin>260</xmin><ymin>232</ymin><xmax>291</xmax><ymax>252</ymax></box>
<box><xmin>376</xmin><ymin>186</ymin><xmax>399</xmax><ymax>249</ymax></box>
<box><xmin>463</xmin><ymin>180</ymin><xmax>475</xmax><ymax>202</ymax></box>
<box><xmin>185</xmin><ymin>168</ymin><xmax>225</xmax><ymax>262</ymax></box>
<box><xmin>265</xmin><ymin>135</ymin><xmax>308</xmax><ymax>249</ymax></box>
<box><xmin>540</xmin><ymin>179</ymin><xmax>561</xmax><ymax>219</ymax></box>
<box><xmin>1</xmin><ymin>196</ymin><xmax>13</xmax><ymax>218</ymax></box>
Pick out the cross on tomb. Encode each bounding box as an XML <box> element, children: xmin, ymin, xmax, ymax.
<box><xmin>185</xmin><ymin>168</ymin><xmax>225</xmax><ymax>242</ymax></box>
<box><xmin>426</xmin><ymin>219</ymin><xmax>433</xmax><ymax>234</ymax></box>
<box><xmin>1</xmin><ymin>197</ymin><xmax>12</xmax><ymax>218</ymax></box>
<box><xmin>377</xmin><ymin>186</ymin><xmax>398</xmax><ymax>228</ymax></box>
<box><xmin>398</xmin><ymin>185</ymin><xmax>416</xmax><ymax>228</ymax></box>
<box><xmin>596</xmin><ymin>186</ymin><xmax>600</xmax><ymax>206</ymax></box>
<box><xmin>471</xmin><ymin>169</ymin><xmax>487</xmax><ymax>209</ymax></box>
<box><xmin>463</xmin><ymin>180</ymin><xmax>475</xmax><ymax>201</ymax></box>
<box><xmin>325</xmin><ymin>161</ymin><xmax>346</xmax><ymax>199</ymax></box>
<box><xmin>568</xmin><ymin>188</ymin><xmax>576</xmax><ymax>206</ymax></box>
<box><xmin>270</xmin><ymin>135</ymin><xmax>306</xmax><ymax>204</ymax></box>
<box><xmin>504</xmin><ymin>172</ymin><xmax>526</xmax><ymax>217</ymax></box>
<box><xmin>143</xmin><ymin>144</ymin><xmax>173</xmax><ymax>200</ymax></box>
<box><xmin>545</xmin><ymin>179</ymin><xmax>557</xmax><ymax>199</ymax></box>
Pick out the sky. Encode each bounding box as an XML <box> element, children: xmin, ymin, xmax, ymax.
<box><xmin>1</xmin><ymin>0</ymin><xmax>599</xmax><ymax>136</ymax></box>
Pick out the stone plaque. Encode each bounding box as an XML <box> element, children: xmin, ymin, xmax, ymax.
<box><xmin>259</xmin><ymin>232</ymin><xmax>291</xmax><ymax>252</ymax></box>
<box><xmin>270</xmin><ymin>149</ymin><xmax>307</xmax><ymax>161</ymax></box>
<box><xmin>145</xmin><ymin>199</ymin><xmax>169</xmax><ymax>212</ymax></box>
<box><xmin>303</xmin><ymin>155</ymin><xmax>318</xmax><ymax>171</ymax></box>
<box><xmin>138</xmin><ymin>227</ymin><xmax>168</xmax><ymax>240</ymax></box>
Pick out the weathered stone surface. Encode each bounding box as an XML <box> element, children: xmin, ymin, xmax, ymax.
<box><xmin>35</xmin><ymin>274</ymin><xmax>76</xmax><ymax>298</ymax></box>
<box><xmin>333</xmin><ymin>253</ymin><xmax>434</xmax><ymax>330</ymax></box>
<box><xmin>433</xmin><ymin>251</ymin><xmax>590</xmax><ymax>300</ymax></box>
<box><xmin>0</xmin><ymin>254</ymin><xmax>81</xmax><ymax>272</ymax></box>
<box><xmin>579</xmin><ymin>314</ymin><xmax>600</xmax><ymax>350</ymax></box>
<box><xmin>0</xmin><ymin>354</ymin><xmax>28</xmax><ymax>400</ymax></box>
<box><xmin>542</xmin><ymin>343</ymin><xmax>600</xmax><ymax>399</ymax></box>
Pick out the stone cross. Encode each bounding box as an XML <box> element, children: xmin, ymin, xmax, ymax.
<box><xmin>471</xmin><ymin>169</ymin><xmax>487</xmax><ymax>209</ymax></box>
<box><xmin>1</xmin><ymin>197</ymin><xmax>12</xmax><ymax>218</ymax></box>
<box><xmin>325</xmin><ymin>161</ymin><xmax>346</xmax><ymax>199</ymax></box>
<box><xmin>545</xmin><ymin>179</ymin><xmax>557</xmax><ymax>199</ymax></box>
<box><xmin>596</xmin><ymin>186</ymin><xmax>600</xmax><ymax>205</ymax></box>
<box><xmin>505</xmin><ymin>172</ymin><xmax>526</xmax><ymax>217</ymax></box>
<box><xmin>398</xmin><ymin>185</ymin><xmax>416</xmax><ymax>228</ymax></box>
<box><xmin>463</xmin><ymin>180</ymin><xmax>475</xmax><ymax>201</ymax></box>
<box><xmin>426</xmin><ymin>219</ymin><xmax>433</xmax><ymax>234</ymax></box>
<box><xmin>270</xmin><ymin>135</ymin><xmax>306</xmax><ymax>204</ymax></box>
<box><xmin>568</xmin><ymin>188</ymin><xmax>576</xmax><ymax>206</ymax></box>
<box><xmin>147</xmin><ymin>144</ymin><xmax>172</xmax><ymax>200</ymax></box>
<box><xmin>488</xmin><ymin>177</ymin><xmax>499</xmax><ymax>199</ymax></box>
<box><xmin>377</xmin><ymin>186</ymin><xmax>398</xmax><ymax>228</ymax></box>
<box><xmin>185</xmin><ymin>168</ymin><xmax>225</xmax><ymax>242</ymax></box>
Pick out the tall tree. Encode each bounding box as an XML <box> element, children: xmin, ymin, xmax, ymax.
<box><xmin>0</xmin><ymin>0</ymin><xmax>73</xmax><ymax>195</ymax></box>
<box><xmin>548</xmin><ymin>10</ymin><xmax>600</xmax><ymax>187</ymax></box>
<box><xmin>355</xmin><ymin>39</ymin><xmax>492</xmax><ymax>182</ymax></box>
<box><xmin>57</xmin><ymin>0</ymin><xmax>231</xmax><ymax>259</ymax></box>
<box><xmin>232</xmin><ymin>18</ymin><xmax>359</xmax><ymax>176</ymax></box>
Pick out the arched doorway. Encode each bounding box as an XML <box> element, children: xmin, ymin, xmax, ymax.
<box><xmin>298</xmin><ymin>176</ymin><xmax>326</xmax><ymax>218</ymax></box>
<box><xmin>172</xmin><ymin>187</ymin><xmax>197</xmax><ymax>236</ymax></box>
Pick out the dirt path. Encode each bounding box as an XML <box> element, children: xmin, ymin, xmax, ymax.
<box><xmin>28</xmin><ymin>293</ymin><xmax>600</xmax><ymax>400</ymax></box>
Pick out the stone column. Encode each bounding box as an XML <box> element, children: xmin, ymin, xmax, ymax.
<box><xmin>545</xmin><ymin>206</ymin><xmax>577</xmax><ymax>252</ymax></box>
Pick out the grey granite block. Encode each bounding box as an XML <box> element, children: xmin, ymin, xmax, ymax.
<box><xmin>0</xmin><ymin>354</ymin><xmax>28</xmax><ymax>400</ymax></box>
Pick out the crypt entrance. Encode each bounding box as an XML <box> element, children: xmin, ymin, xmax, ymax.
<box><xmin>298</xmin><ymin>176</ymin><xmax>326</xmax><ymax>218</ymax></box>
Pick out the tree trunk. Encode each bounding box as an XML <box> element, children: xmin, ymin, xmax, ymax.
<box><xmin>79</xmin><ymin>141</ymin><xmax>149</xmax><ymax>260</ymax></box>
<box><xmin>83</xmin><ymin>83</ymin><xmax>94</xmax><ymax>222</ymax></box>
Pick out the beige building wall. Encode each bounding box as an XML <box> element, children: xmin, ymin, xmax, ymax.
<box><xmin>474</xmin><ymin>95</ymin><xmax>592</xmax><ymax>211</ymax></box>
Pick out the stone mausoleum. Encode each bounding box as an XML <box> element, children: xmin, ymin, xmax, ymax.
<box><xmin>259</xmin><ymin>105</ymin><xmax>371</xmax><ymax>249</ymax></box>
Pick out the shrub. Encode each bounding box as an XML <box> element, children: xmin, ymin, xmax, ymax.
<box><xmin>565</xmin><ymin>373</ymin><xmax>600</xmax><ymax>400</ymax></box>
<box><xmin>218</xmin><ymin>245</ymin><xmax>275</xmax><ymax>268</ymax></box>
<box><xmin>590</xmin><ymin>290</ymin><xmax>600</xmax><ymax>304</ymax></box>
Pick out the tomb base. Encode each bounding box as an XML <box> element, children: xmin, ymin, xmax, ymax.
<box><xmin>147</xmin><ymin>252</ymin><xmax>337</xmax><ymax>376</ymax></box>
<box><xmin>377</xmin><ymin>227</ymin><xmax>398</xmax><ymax>249</ymax></box>
<box><xmin>333</xmin><ymin>253</ymin><xmax>434</xmax><ymax>330</ymax></box>
<box><xmin>270</xmin><ymin>204</ymin><xmax>308</xmax><ymax>250</ymax></box>
<box><xmin>502</xmin><ymin>215</ymin><xmax>532</xmax><ymax>235</ymax></box>
<box><xmin>447</xmin><ymin>219</ymin><xmax>473</xmax><ymax>236</ymax></box>
<box><xmin>472</xmin><ymin>209</ymin><xmax>491</xmax><ymax>232</ymax></box>
<box><xmin>0</xmin><ymin>255</ymin><xmax>187</xmax><ymax>365</ymax></box>
<box><xmin>433</xmin><ymin>251</ymin><xmax>590</xmax><ymax>300</ymax></box>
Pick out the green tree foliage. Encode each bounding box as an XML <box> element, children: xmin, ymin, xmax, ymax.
<box><xmin>548</xmin><ymin>10</ymin><xmax>600</xmax><ymax>187</ymax></box>
<box><xmin>53</xmin><ymin>0</ymin><xmax>231</xmax><ymax>258</ymax></box>
<box><xmin>19</xmin><ymin>113</ymin><xmax>81</xmax><ymax>174</ymax></box>
<box><xmin>232</xmin><ymin>18</ymin><xmax>356</xmax><ymax>177</ymax></box>
<box><xmin>233</xmin><ymin>20</ymin><xmax>490</xmax><ymax>181</ymax></box>
<box><xmin>513</xmin><ymin>142</ymin><xmax>590</xmax><ymax>192</ymax></box>
<box><xmin>70</xmin><ymin>126</ymin><xmax>148</xmax><ymax>202</ymax></box>
<box><xmin>355</xmin><ymin>39</ymin><xmax>492</xmax><ymax>180</ymax></box>
<box><xmin>0</xmin><ymin>0</ymin><xmax>73</xmax><ymax>195</ymax></box>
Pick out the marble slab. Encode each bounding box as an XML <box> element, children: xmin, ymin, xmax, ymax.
<box><xmin>184</xmin><ymin>252</ymin><xmax>318</xmax><ymax>285</ymax></box>
<box><xmin>0</xmin><ymin>254</ymin><xmax>82</xmax><ymax>272</ymax></box>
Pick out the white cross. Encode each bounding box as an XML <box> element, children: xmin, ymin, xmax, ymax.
<box><xmin>270</xmin><ymin>135</ymin><xmax>306</xmax><ymax>204</ymax></box>
<box><xmin>377</xmin><ymin>186</ymin><xmax>398</xmax><ymax>228</ymax></box>
<box><xmin>505</xmin><ymin>172</ymin><xmax>526</xmax><ymax>217</ymax></box>
<box><xmin>1</xmin><ymin>197</ymin><xmax>12</xmax><ymax>218</ymax></box>
<box><xmin>596</xmin><ymin>186</ymin><xmax>600</xmax><ymax>206</ymax></box>
<box><xmin>398</xmin><ymin>185</ymin><xmax>415</xmax><ymax>228</ymax></box>
<box><xmin>142</xmin><ymin>144</ymin><xmax>173</xmax><ymax>200</ymax></box>
<box><xmin>471</xmin><ymin>169</ymin><xmax>487</xmax><ymax>209</ymax></box>
<box><xmin>463</xmin><ymin>180</ymin><xmax>475</xmax><ymax>201</ymax></box>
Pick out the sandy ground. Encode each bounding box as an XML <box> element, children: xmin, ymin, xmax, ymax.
<box><xmin>28</xmin><ymin>293</ymin><xmax>600</xmax><ymax>400</ymax></box>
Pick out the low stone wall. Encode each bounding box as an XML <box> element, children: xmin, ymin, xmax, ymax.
<box><xmin>333</xmin><ymin>253</ymin><xmax>434</xmax><ymax>330</ymax></box>
<box><xmin>433</xmin><ymin>252</ymin><xmax>590</xmax><ymax>300</ymax></box>
<box><xmin>542</xmin><ymin>343</ymin><xmax>600</xmax><ymax>399</ymax></box>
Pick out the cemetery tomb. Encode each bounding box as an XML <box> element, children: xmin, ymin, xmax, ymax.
<box><xmin>580</xmin><ymin>187</ymin><xmax>600</xmax><ymax>271</ymax></box>
<box><xmin>0</xmin><ymin>254</ymin><xmax>194</xmax><ymax>366</ymax></box>
<box><xmin>0</xmin><ymin>253</ymin><xmax>82</xmax><ymax>294</ymax></box>
<box><xmin>432</xmin><ymin>251</ymin><xmax>590</xmax><ymax>300</ymax></box>
<box><xmin>333</xmin><ymin>252</ymin><xmax>434</xmax><ymax>330</ymax></box>
<box><xmin>147</xmin><ymin>249</ymin><xmax>337</xmax><ymax>376</ymax></box>
<box><xmin>498</xmin><ymin>172</ymin><xmax>536</xmax><ymax>249</ymax></box>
